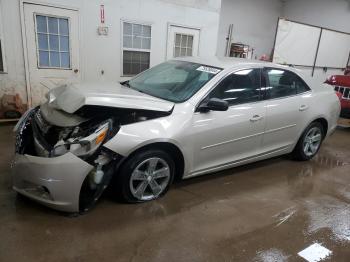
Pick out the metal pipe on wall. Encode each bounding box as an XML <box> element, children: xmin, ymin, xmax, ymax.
<box><xmin>224</xmin><ymin>24</ymin><xmax>233</xmax><ymax>57</ymax></box>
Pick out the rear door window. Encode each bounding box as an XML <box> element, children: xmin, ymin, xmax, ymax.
<box><xmin>264</xmin><ymin>68</ymin><xmax>310</xmax><ymax>99</ymax></box>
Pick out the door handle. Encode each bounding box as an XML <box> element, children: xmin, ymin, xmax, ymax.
<box><xmin>250</xmin><ymin>115</ymin><xmax>263</xmax><ymax>122</ymax></box>
<box><xmin>299</xmin><ymin>105</ymin><xmax>309</xmax><ymax>111</ymax></box>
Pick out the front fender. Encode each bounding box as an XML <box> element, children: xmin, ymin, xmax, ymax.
<box><xmin>103</xmin><ymin>115</ymin><xmax>187</xmax><ymax>157</ymax></box>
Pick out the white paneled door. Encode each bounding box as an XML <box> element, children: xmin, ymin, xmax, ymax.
<box><xmin>167</xmin><ymin>25</ymin><xmax>200</xmax><ymax>59</ymax></box>
<box><xmin>23</xmin><ymin>3</ymin><xmax>80</xmax><ymax>106</ymax></box>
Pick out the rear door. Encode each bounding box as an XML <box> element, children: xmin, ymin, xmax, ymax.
<box><xmin>261</xmin><ymin>68</ymin><xmax>311</xmax><ymax>152</ymax></box>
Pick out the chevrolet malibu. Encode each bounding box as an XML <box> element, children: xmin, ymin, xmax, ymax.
<box><xmin>12</xmin><ymin>57</ymin><xmax>340</xmax><ymax>213</ymax></box>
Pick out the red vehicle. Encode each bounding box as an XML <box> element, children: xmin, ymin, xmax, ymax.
<box><xmin>325</xmin><ymin>74</ymin><xmax>350</xmax><ymax>121</ymax></box>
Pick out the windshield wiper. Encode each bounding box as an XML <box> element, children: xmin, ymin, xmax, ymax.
<box><xmin>120</xmin><ymin>80</ymin><xmax>146</xmax><ymax>94</ymax></box>
<box><xmin>120</xmin><ymin>80</ymin><xmax>131</xmax><ymax>88</ymax></box>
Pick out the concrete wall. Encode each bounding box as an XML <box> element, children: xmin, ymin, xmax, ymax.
<box><xmin>0</xmin><ymin>0</ymin><xmax>221</xmax><ymax>110</ymax></box>
<box><xmin>282</xmin><ymin>0</ymin><xmax>350</xmax><ymax>34</ymax></box>
<box><xmin>1</xmin><ymin>0</ymin><xmax>349</xmax><ymax>114</ymax></box>
<box><xmin>216</xmin><ymin>0</ymin><xmax>282</xmax><ymax>59</ymax></box>
<box><xmin>0</xmin><ymin>0</ymin><xmax>27</xmax><ymax>105</ymax></box>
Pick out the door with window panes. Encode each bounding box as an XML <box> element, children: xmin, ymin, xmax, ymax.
<box><xmin>23</xmin><ymin>3</ymin><xmax>80</xmax><ymax>106</ymax></box>
<box><xmin>167</xmin><ymin>25</ymin><xmax>199</xmax><ymax>59</ymax></box>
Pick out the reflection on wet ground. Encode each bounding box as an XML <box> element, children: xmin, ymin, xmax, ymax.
<box><xmin>0</xmin><ymin>124</ymin><xmax>349</xmax><ymax>261</ymax></box>
<box><xmin>255</xmin><ymin>248</ymin><xmax>290</xmax><ymax>262</ymax></box>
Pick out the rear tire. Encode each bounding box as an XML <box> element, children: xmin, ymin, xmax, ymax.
<box><xmin>292</xmin><ymin>122</ymin><xmax>324</xmax><ymax>161</ymax></box>
<box><xmin>117</xmin><ymin>149</ymin><xmax>175</xmax><ymax>203</ymax></box>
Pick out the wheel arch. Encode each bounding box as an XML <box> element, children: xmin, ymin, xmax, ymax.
<box><xmin>118</xmin><ymin>141</ymin><xmax>186</xmax><ymax>181</ymax></box>
<box><xmin>292</xmin><ymin>117</ymin><xmax>328</xmax><ymax>161</ymax></box>
<box><xmin>298</xmin><ymin>116</ymin><xmax>329</xmax><ymax>140</ymax></box>
<box><xmin>292</xmin><ymin>116</ymin><xmax>329</xmax><ymax>152</ymax></box>
<box><xmin>310</xmin><ymin>117</ymin><xmax>328</xmax><ymax>136</ymax></box>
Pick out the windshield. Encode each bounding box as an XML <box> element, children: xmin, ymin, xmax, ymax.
<box><xmin>127</xmin><ymin>60</ymin><xmax>222</xmax><ymax>102</ymax></box>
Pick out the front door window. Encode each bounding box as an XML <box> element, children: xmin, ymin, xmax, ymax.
<box><xmin>208</xmin><ymin>69</ymin><xmax>261</xmax><ymax>106</ymax></box>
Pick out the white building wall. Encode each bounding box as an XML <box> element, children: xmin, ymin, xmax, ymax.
<box><xmin>216</xmin><ymin>0</ymin><xmax>282</xmax><ymax>59</ymax></box>
<box><xmin>0</xmin><ymin>0</ymin><xmax>221</xmax><ymax>109</ymax></box>
<box><xmin>282</xmin><ymin>0</ymin><xmax>350</xmax><ymax>34</ymax></box>
<box><xmin>0</xmin><ymin>0</ymin><xmax>27</xmax><ymax>104</ymax></box>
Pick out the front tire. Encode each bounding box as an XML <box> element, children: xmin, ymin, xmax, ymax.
<box><xmin>292</xmin><ymin>122</ymin><xmax>324</xmax><ymax>161</ymax></box>
<box><xmin>117</xmin><ymin>149</ymin><xmax>175</xmax><ymax>203</ymax></box>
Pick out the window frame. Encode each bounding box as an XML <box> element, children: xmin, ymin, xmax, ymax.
<box><xmin>34</xmin><ymin>13</ymin><xmax>72</xmax><ymax>70</ymax></box>
<box><xmin>173</xmin><ymin>33</ymin><xmax>194</xmax><ymax>57</ymax></box>
<box><xmin>198</xmin><ymin>67</ymin><xmax>264</xmax><ymax>109</ymax></box>
<box><xmin>121</xmin><ymin>19</ymin><xmax>152</xmax><ymax>77</ymax></box>
<box><xmin>263</xmin><ymin>67</ymin><xmax>311</xmax><ymax>100</ymax></box>
<box><xmin>0</xmin><ymin>2</ymin><xmax>7</xmax><ymax>73</ymax></box>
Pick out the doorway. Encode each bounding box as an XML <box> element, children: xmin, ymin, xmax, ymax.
<box><xmin>167</xmin><ymin>25</ymin><xmax>200</xmax><ymax>59</ymax></box>
<box><xmin>23</xmin><ymin>3</ymin><xmax>80</xmax><ymax>106</ymax></box>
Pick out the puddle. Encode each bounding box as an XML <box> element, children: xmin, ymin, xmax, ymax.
<box><xmin>273</xmin><ymin>206</ymin><xmax>297</xmax><ymax>227</ymax></box>
<box><xmin>312</xmin><ymin>154</ymin><xmax>348</xmax><ymax>169</ymax></box>
<box><xmin>306</xmin><ymin>197</ymin><xmax>350</xmax><ymax>243</ymax></box>
<box><xmin>254</xmin><ymin>248</ymin><xmax>290</xmax><ymax>262</ymax></box>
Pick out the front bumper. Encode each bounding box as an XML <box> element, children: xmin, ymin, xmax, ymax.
<box><xmin>12</xmin><ymin>152</ymin><xmax>93</xmax><ymax>212</ymax></box>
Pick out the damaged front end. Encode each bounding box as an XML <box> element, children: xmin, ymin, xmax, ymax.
<box><xmin>13</xmin><ymin>102</ymin><xmax>170</xmax><ymax>213</ymax></box>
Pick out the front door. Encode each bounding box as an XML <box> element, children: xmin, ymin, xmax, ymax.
<box><xmin>167</xmin><ymin>25</ymin><xmax>200</xmax><ymax>59</ymax></box>
<box><xmin>191</xmin><ymin>68</ymin><xmax>266</xmax><ymax>175</ymax></box>
<box><xmin>23</xmin><ymin>3</ymin><xmax>80</xmax><ymax>106</ymax></box>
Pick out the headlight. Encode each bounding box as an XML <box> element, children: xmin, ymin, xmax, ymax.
<box><xmin>51</xmin><ymin>121</ymin><xmax>111</xmax><ymax>158</ymax></box>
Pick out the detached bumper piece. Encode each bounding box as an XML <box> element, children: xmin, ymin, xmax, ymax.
<box><xmin>12</xmin><ymin>153</ymin><xmax>93</xmax><ymax>213</ymax></box>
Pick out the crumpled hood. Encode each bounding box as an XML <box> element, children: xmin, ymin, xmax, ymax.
<box><xmin>46</xmin><ymin>82</ymin><xmax>175</xmax><ymax>114</ymax></box>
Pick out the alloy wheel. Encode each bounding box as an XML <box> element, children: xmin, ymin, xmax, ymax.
<box><xmin>129</xmin><ymin>157</ymin><xmax>171</xmax><ymax>201</ymax></box>
<box><xmin>303</xmin><ymin>127</ymin><xmax>322</xmax><ymax>157</ymax></box>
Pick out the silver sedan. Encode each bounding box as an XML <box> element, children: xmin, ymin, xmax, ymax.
<box><xmin>12</xmin><ymin>57</ymin><xmax>340</xmax><ymax>213</ymax></box>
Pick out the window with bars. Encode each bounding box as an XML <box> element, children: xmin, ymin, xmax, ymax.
<box><xmin>0</xmin><ymin>40</ymin><xmax>3</xmax><ymax>72</ymax></box>
<box><xmin>35</xmin><ymin>15</ymin><xmax>70</xmax><ymax>69</ymax></box>
<box><xmin>122</xmin><ymin>22</ymin><xmax>151</xmax><ymax>75</ymax></box>
<box><xmin>174</xmin><ymin>34</ymin><xmax>193</xmax><ymax>57</ymax></box>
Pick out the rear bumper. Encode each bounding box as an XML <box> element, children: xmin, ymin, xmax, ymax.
<box><xmin>12</xmin><ymin>152</ymin><xmax>93</xmax><ymax>213</ymax></box>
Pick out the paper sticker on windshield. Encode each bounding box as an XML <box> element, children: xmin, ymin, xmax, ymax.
<box><xmin>196</xmin><ymin>66</ymin><xmax>221</xmax><ymax>74</ymax></box>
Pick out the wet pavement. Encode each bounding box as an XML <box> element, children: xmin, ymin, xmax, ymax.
<box><xmin>0</xmin><ymin>123</ymin><xmax>349</xmax><ymax>262</ymax></box>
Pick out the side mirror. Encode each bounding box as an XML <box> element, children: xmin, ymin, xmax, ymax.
<box><xmin>198</xmin><ymin>98</ymin><xmax>229</xmax><ymax>112</ymax></box>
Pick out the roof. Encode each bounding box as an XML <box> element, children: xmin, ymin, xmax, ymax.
<box><xmin>173</xmin><ymin>56</ymin><xmax>320</xmax><ymax>90</ymax></box>
<box><xmin>174</xmin><ymin>56</ymin><xmax>295</xmax><ymax>71</ymax></box>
